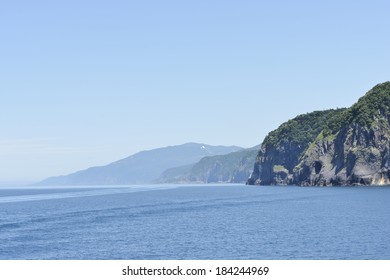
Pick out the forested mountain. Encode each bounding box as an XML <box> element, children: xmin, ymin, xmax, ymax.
<box><xmin>248</xmin><ymin>82</ymin><xmax>390</xmax><ymax>186</ymax></box>
<box><xmin>157</xmin><ymin>146</ymin><xmax>259</xmax><ymax>184</ymax></box>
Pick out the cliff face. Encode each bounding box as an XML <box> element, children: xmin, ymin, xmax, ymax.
<box><xmin>294</xmin><ymin>123</ymin><xmax>390</xmax><ymax>185</ymax></box>
<box><xmin>247</xmin><ymin>109</ymin><xmax>345</xmax><ymax>185</ymax></box>
<box><xmin>248</xmin><ymin>82</ymin><xmax>390</xmax><ymax>186</ymax></box>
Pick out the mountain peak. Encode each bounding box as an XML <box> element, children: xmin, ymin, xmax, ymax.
<box><xmin>38</xmin><ymin>143</ymin><xmax>243</xmax><ymax>186</ymax></box>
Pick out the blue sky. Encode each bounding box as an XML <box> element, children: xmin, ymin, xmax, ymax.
<box><xmin>1</xmin><ymin>0</ymin><xmax>389</xmax><ymax>183</ymax></box>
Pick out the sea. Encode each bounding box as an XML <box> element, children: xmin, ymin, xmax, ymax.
<box><xmin>0</xmin><ymin>184</ymin><xmax>389</xmax><ymax>260</ymax></box>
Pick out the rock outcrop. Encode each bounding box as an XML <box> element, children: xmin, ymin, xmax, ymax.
<box><xmin>248</xmin><ymin>82</ymin><xmax>390</xmax><ymax>186</ymax></box>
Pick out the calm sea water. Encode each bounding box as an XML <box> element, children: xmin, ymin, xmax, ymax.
<box><xmin>0</xmin><ymin>184</ymin><xmax>389</xmax><ymax>260</ymax></box>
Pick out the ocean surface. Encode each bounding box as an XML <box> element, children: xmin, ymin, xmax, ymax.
<box><xmin>0</xmin><ymin>184</ymin><xmax>389</xmax><ymax>260</ymax></box>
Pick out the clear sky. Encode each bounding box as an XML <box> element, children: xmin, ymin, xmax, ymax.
<box><xmin>1</xmin><ymin>0</ymin><xmax>389</xmax><ymax>183</ymax></box>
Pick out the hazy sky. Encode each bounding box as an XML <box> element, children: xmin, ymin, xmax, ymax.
<box><xmin>1</xmin><ymin>0</ymin><xmax>389</xmax><ymax>183</ymax></box>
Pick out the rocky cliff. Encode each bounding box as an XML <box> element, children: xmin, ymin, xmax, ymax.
<box><xmin>248</xmin><ymin>82</ymin><xmax>390</xmax><ymax>186</ymax></box>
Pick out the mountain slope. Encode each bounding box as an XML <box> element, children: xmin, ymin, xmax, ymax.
<box><xmin>158</xmin><ymin>146</ymin><xmax>259</xmax><ymax>183</ymax></box>
<box><xmin>248</xmin><ymin>81</ymin><xmax>390</xmax><ymax>186</ymax></box>
<box><xmin>39</xmin><ymin>143</ymin><xmax>242</xmax><ymax>185</ymax></box>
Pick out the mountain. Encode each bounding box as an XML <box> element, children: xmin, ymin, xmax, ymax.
<box><xmin>157</xmin><ymin>146</ymin><xmax>259</xmax><ymax>184</ymax></box>
<box><xmin>248</xmin><ymin>81</ymin><xmax>390</xmax><ymax>186</ymax></box>
<box><xmin>38</xmin><ymin>143</ymin><xmax>243</xmax><ymax>185</ymax></box>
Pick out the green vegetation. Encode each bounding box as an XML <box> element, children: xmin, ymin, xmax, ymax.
<box><xmin>352</xmin><ymin>82</ymin><xmax>390</xmax><ymax>127</ymax></box>
<box><xmin>325</xmin><ymin>82</ymin><xmax>390</xmax><ymax>133</ymax></box>
<box><xmin>263</xmin><ymin>82</ymin><xmax>390</xmax><ymax>145</ymax></box>
<box><xmin>273</xmin><ymin>165</ymin><xmax>288</xmax><ymax>172</ymax></box>
<box><xmin>262</xmin><ymin>109</ymin><xmax>346</xmax><ymax>149</ymax></box>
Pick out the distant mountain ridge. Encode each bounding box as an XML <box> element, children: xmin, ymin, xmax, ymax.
<box><xmin>39</xmin><ymin>143</ymin><xmax>243</xmax><ymax>185</ymax></box>
<box><xmin>157</xmin><ymin>146</ymin><xmax>259</xmax><ymax>184</ymax></box>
